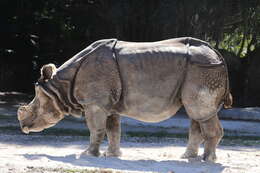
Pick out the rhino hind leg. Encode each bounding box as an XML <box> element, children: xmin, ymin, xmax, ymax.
<box><xmin>200</xmin><ymin>115</ymin><xmax>223</xmax><ymax>162</ymax></box>
<box><xmin>181</xmin><ymin>119</ymin><xmax>204</xmax><ymax>159</ymax></box>
<box><xmin>181</xmin><ymin>64</ymin><xmax>226</xmax><ymax>162</ymax></box>
<box><xmin>182</xmin><ymin>102</ymin><xmax>223</xmax><ymax>162</ymax></box>
<box><xmin>82</xmin><ymin>105</ymin><xmax>107</xmax><ymax>157</ymax></box>
<box><xmin>104</xmin><ymin>114</ymin><xmax>122</xmax><ymax>157</ymax></box>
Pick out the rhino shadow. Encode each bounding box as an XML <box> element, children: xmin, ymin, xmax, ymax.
<box><xmin>23</xmin><ymin>153</ymin><xmax>226</xmax><ymax>173</ymax></box>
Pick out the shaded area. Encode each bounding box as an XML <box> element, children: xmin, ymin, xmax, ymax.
<box><xmin>0</xmin><ymin>92</ymin><xmax>32</xmax><ymax>115</ymax></box>
<box><xmin>23</xmin><ymin>153</ymin><xmax>225</xmax><ymax>173</ymax></box>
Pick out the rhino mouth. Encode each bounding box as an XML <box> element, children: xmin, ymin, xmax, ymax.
<box><xmin>21</xmin><ymin>124</ymin><xmax>49</xmax><ymax>134</ymax></box>
<box><xmin>20</xmin><ymin>119</ymin><xmax>56</xmax><ymax>134</ymax></box>
<box><xmin>21</xmin><ymin>126</ymin><xmax>30</xmax><ymax>134</ymax></box>
<box><xmin>20</xmin><ymin>123</ymin><xmax>39</xmax><ymax>134</ymax></box>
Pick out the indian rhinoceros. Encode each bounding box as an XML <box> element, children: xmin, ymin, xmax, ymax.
<box><xmin>17</xmin><ymin>37</ymin><xmax>232</xmax><ymax>162</ymax></box>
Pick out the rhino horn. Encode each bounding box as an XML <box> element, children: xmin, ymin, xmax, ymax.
<box><xmin>17</xmin><ymin>105</ymin><xmax>29</xmax><ymax>121</ymax></box>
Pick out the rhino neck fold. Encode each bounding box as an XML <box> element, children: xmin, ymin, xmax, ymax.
<box><xmin>40</xmin><ymin>78</ymin><xmax>84</xmax><ymax>118</ymax></box>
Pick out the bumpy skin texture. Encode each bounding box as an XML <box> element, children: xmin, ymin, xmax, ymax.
<box><xmin>17</xmin><ymin>37</ymin><xmax>230</xmax><ymax>162</ymax></box>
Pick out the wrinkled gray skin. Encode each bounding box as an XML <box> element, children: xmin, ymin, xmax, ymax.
<box><xmin>17</xmin><ymin>37</ymin><xmax>232</xmax><ymax>162</ymax></box>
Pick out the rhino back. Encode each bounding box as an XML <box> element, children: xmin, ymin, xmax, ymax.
<box><xmin>114</xmin><ymin>41</ymin><xmax>188</xmax><ymax>119</ymax></box>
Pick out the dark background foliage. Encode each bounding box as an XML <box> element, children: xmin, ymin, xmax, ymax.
<box><xmin>0</xmin><ymin>0</ymin><xmax>260</xmax><ymax>107</ymax></box>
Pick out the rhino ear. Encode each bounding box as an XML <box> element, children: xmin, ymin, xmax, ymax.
<box><xmin>40</xmin><ymin>64</ymin><xmax>57</xmax><ymax>81</ymax></box>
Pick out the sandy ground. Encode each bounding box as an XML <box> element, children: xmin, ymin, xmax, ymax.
<box><xmin>0</xmin><ymin>134</ymin><xmax>260</xmax><ymax>173</ymax></box>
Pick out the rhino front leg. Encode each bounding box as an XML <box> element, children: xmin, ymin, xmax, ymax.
<box><xmin>200</xmin><ymin>115</ymin><xmax>223</xmax><ymax>162</ymax></box>
<box><xmin>181</xmin><ymin>119</ymin><xmax>204</xmax><ymax>159</ymax></box>
<box><xmin>104</xmin><ymin>114</ymin><xmax>122</xmax><ymax>157</ymax></box>
<box><xmin>83</xmin><ymin>105</ymin><xmax>107</xmax><ymax>157</ymax></box>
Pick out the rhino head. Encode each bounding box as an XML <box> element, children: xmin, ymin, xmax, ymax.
<box><xmin>17</xmin><ymin>64</ymin><xmax>65</xmax><ymax>134</ymax></box>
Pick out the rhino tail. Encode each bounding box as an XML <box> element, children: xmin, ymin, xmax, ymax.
<box><xmin>223</xmin><ymin>92</ymin><xmax>233</xmax><ymax>109</ymax></box>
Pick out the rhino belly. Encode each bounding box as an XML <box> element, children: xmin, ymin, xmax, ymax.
<box><xmin>119</xmin><ymin>96</ymin><xmax>182</xmax><ymax>123</ymax></box>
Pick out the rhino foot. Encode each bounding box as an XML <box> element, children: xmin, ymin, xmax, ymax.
<box><xmin>203</xmin><ymin>152</ymin><xmax>217</xmax><ymax>162</ymax></box>
<box><xmin>181</xmin><ymin>150</ymin><xmax>198</xmax><ymax>159</ymax></box>
<box><xmin>103</xmin><ymin>149</ymin><xmax>122</xmax><ymax>157</ymax></box>
<box><xmin>80</xmin><ymin>148</ymin><xmax>101</xmax><ymax>157</ymax></box>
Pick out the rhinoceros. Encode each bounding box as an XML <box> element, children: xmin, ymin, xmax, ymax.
<box><xmin>17</xmin><ymin>37</ymin><xmax>232</xmax><ymax>162</ymax></box>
